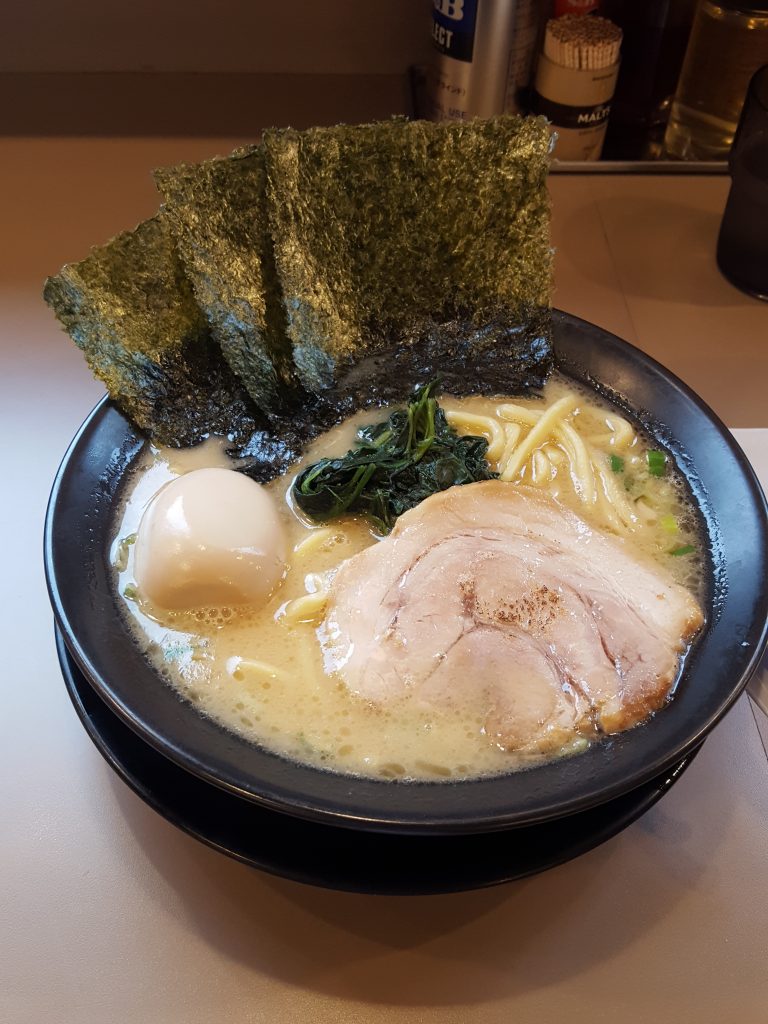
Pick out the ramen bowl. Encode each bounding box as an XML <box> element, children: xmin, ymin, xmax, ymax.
<box><xmin>44</xmin><ymin>311</ymin><xmax>768</xmax><ymax>836</ymax></box>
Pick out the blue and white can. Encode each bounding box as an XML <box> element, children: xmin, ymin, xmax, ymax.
<box><xmin>427</xmin><ymin>0</ymin><xmax>542</xmax><ymax>121</ymax></box>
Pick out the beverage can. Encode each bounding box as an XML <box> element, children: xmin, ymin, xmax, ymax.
<box><xmin>427</xmin><ymin>0</ymin><xmax>542</xmax><ymax>120</ymax></box>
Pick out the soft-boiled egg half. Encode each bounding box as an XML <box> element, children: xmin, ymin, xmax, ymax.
<box><xmin>133</xmin><ymin>467</ymin><xmax>287</xmax><ymax>611</ymax></box>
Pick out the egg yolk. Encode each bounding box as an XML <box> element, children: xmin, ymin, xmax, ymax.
<box><xmin>133</xmin><ymin>467</ymin><xmax>287</xmax><ymax>611</ymax></box>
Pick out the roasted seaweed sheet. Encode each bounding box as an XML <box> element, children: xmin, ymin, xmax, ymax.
<box><xmin>263</xmin><ymin>115</ymin><xmax>553</xmax><ymax>398</ymax></box>
<box><xmin>43</xmin><ymin>216</ymin><xmax>263</xmax><ymax>447</ymax></box>
<box><xmin>154</xmin><ymin>148</ymin><xmax>300</xmax><ymax>418</ymax></box>
<box><xmin>45</xmin><ymin>115</ymin><xmax>555</xmax><ymax>455</ymax></box>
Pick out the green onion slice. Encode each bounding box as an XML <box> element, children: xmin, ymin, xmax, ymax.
<box><xmin>670</xmin><ymin>544</ymin><xmax>695</xmax><ymax>556</ymax></box>
<box><xmin>660</xmin><ymin>514</ymin><xmax>678</xmax><ymax>533</ymax></box>
<box><xmin>647</xmin><ymin>450</ymin><xmax>666</xmax><ymax>477</ymax></box>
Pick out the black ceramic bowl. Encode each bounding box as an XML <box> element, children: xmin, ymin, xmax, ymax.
<box><xmin>45</xmin><ymin>311</ymin><xmax>768</xmax><ymax>836</ymax></box>
<box><xmin>55</xmin><ymin>624</ymin><xmax>702</xmax><ymax>894</ymax></box>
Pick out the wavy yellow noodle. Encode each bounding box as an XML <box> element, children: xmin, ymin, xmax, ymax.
<box><xmin>293</xmin><ymin>527</ymin><xmax>339</xmax><ymax>559</ymax></box>
<box><xmin>594</xmin><ymin>459</ymin><xmax>638</xmax><ymax>530</ymax></box>
<box><xmin>445</xmin><ymin>410</ymin><xmax>506</xmax><ymax>462</ymax></box>
<box><xmin>496</xmin><ymin>401</ymin><xmax>540</xmax><ymax>427</ymax></box>
<box><xmin>606</xmin><ymin>413</ymin><xmax>635</xmax><ymax>449</ymax></box>
<box><xmin>543</xmin><ymin>442</ymin><xmax>565</xmax><ymax>464</ymax></box>
<box><xmin>452</xmin><ymin>393</ymin><xmax>633</xmax><ymax>513</ymax></box>
<box><xmin>228</xmin><ymin>657</ymin><xmax>285</xmax><ymax>682</ymax></box>
<box><xmin>559</xmin><ymin>421</ymin><xmax>596</xmax><ymax>503</ymax></box>
<box><xmin>280</xmin><ymin>590</ymin><xmax>329</xmax><ymax>624</ymax></box>
<box><xmin>584</xmin><ymin>410</ymin><xmax>636</xmax><ymax>450</ymax></box>
<box><xmin>532</xmin><ymin>450</ymin><xmax>552</xmax><ymax>484</ymax></box>
<box><xmin>633</xmin><ymin>497</ymin><xmax>658</xmax><ymax>525</ymax></box>
<box><xmin>303</xmin><ymin>572</ymin><xmax>328</xmax><ymax>593</ymax></box>
<box><xmin>498</xmin><ymin>422</ymin><xmax>522</xmax><ymax>471</ymax></box>
<box><xmin>499</xmin><ymin>395</ymin><xmax>578</xmax><ymax>482</ymax></box>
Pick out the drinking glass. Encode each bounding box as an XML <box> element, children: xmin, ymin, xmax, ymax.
<box><xmin>716</xmin><ymin>64</ymin><xmax>768</xmax><ymax>300</ymax></box>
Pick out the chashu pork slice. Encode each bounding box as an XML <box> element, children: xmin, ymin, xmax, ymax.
<box><xmin>321</xmin><ymin>481</ymin><xmax>704</xmax><ymax>753</ymax></box>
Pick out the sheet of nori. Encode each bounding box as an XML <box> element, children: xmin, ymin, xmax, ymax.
<box><xmin>43</xmin><ymin>216</ymin><xmax>264</xmax><ymax>448</ymax></box>
<box><xmin>262</xmin><ymin>115</ymin><xmax>553</xmax><ymax>399</ymax></box>
<box><xmin>154</xmin><ymin>147</ymin><xmax>299</xmax><ymax>419</ymax></box>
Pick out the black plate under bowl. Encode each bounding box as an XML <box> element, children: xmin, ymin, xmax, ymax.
<box><xmin>44</xmin><ymin>310</ymin><xmax>768</xmax><ymax>835</ymax></box>
<box><xmin>56</xmin><ymin>624</ymin><xmax>701</xmax><ymax>895</ymax></box>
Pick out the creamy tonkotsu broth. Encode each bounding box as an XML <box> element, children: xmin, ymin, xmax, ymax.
<box><xmin>113</xmin><ymin>376</ymin><xmax>704</xmax><ymax>781</ymax></box>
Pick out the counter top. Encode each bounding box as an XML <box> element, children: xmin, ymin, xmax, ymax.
<box><xmin>1</xmin><ymin>138</ymin><xmax>767</xmax><ymax>1024</ymax></box>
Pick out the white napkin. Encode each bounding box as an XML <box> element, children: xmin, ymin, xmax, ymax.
<box><xmin>749</xmin><ymin>658</ymin><xmax>768</xmax><ymax>717</ymax></box>
<box><xmin>732</xmin><ymin>430</ymin><xmax>768</xmax><ymax>716</ymax></box>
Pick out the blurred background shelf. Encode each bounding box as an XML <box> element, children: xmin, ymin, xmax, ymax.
<box><xmin>0</xmin><ymin>70</ymin><xmax>729</xmax><ymax>179</ymax></box>
<box><xmin>0</xmin><ymin>72</ymin><xmax>413</xmax><ymax>136</ymax></box>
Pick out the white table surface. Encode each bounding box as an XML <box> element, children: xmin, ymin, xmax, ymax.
<box><xmin>1</xmin><ymin>139</ymin><xmax>767</xmax><ymax>1024</ymax></box>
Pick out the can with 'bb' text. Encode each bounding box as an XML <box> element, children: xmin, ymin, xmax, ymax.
<box><xmin>427</xmin><ymin>0</ymin><xmax>542</xmax><ymax>121</ymax></box>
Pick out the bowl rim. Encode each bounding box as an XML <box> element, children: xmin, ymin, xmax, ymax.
<box><xmin>55</xmin><ymin>620</ymin><xmax>704</xmax><ymax>893</ymax></box>
<box><xmin>44</xmin><ymin>310</ymin><xmax>768</xmax><ymax>834</ymax></box>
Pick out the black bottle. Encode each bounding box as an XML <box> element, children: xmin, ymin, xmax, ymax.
<box><xmin>600</xmin><ymin>0</ymin><xmax>698</xmax><ymax>158</ymax></box>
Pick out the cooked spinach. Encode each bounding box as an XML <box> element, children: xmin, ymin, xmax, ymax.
<box><xmin>292</xmin><ymin>382</ymin><xmax>496</xmax><ymax>532</ymax></box>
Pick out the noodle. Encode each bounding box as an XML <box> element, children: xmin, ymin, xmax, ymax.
<box><xmin>499</xmin><ymin>422</ymin><xmax>522</xmax><ymax>470</ymax></box>
<box><xmin>442</xmin><ymin>387</ymin><xmax>693</xmax><ymax>547</ymax></box>
<box><xmin>113</xmin><ymin>376</ymin><xmax>703</xmax><ymax>785</ymax></box>
<box><xmin>594</xmin><ymin>457</ymin><xmax>638</xmax><ymax>530</ymax></box>
<box><xmin>452</xmin><ymin>391</ymin><xmax>643</xmax><ymax>511</ymax></box>
<box><xmin>543</xmin><ymin>442</ymin><xmax>565</xmax><ymax>465</ymax></box>
<box><xmin>559</xmin><ymin>421</ymin><xmax>596</xmax><ymax>503</ymax></box>
<box><xmin>585</xmin><ymin>412</ymin><xmax>635</xmax><ymax>450</ymax></box>
<box><xmin>228</xmin><ymin>656</ymin><xmax>285</xmax><ymax>682</ymax></box>
<box><xmin>293</xmin><ymin>527</ymin><xmax>339</xmax><ymax>558</ymax></box>
<box><xmin>444</xmin><ymin>410</ymin><xmax>506</xmax><ymax>462</ymax></box>
<box><xmin>532</xmin><ymin>449</ymin><xmax>552</xmax><ymax>484</ymax></box>
<box><xmin>280</xmin><ymin>590</ymin><xmax>330</xmax><ymax>623</ymax></box>
<box><xmin>499</xmin><ymin>395</ymin><xmax>578</xmax><ymax>481</ymax></box>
